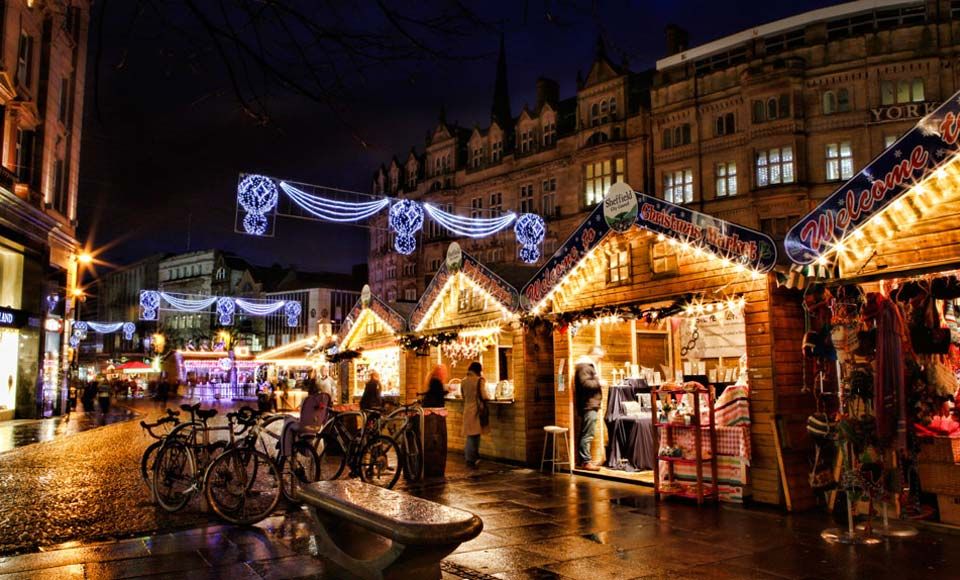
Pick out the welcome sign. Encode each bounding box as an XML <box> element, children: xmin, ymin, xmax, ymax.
<box><xmin>785</xmin><ymin>89</ymin><xmax>960</xmax><ymax>265</ymax></box>
<box><xmin>523</xmin><ymin>187</ymin><xmax>777</xmax><ymax>306</ymax></box>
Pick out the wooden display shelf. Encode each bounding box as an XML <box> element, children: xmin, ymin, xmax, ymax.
<box><xmin>653</xmin><ymin>384</ymin><xmax>719</xmax><ymax>506</ymax></box>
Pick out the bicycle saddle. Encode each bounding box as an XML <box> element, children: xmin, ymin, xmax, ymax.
<box><xmin>197</xmin><ymin>408</ymin><xmax>218</xmax><ymax>420</ymax></box>
<box><xmin>165</xmin><ymin>409</ymin><xmax>181</xmax><ymax>417</ymax></box>
<box><xmin>180</xmin><ymin>403</ymin><xmax>201</xmax><ymax>413</ymax></box>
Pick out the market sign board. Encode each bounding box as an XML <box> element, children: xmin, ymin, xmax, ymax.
<box><xmin>409</xmin><ymin>244</ymin><xmax>521</xmax><ymax>329</ymax></box>
<box><xmin>0</xmin><ymin>307</ymin><xmax>28</xmax><ymax>329</ymax></box>
<box><xmin>523</xmin><ymin>186</ymin><xmax>778</xmax><ymax>305</ymax></box>
<box><xmin>786</xmin><ymin>90</ymin><xmax>960</xmax><ymax>265</ymax></box>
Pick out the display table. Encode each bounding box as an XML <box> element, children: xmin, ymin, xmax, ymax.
<box><xmin>605</xmin><ymin>381</ymin><xmax>655</xmax><ymax>472</ymax></box>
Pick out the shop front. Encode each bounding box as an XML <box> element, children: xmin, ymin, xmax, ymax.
<box><xmin>168</xmin><ymin>349</ymin><xmax>260</xmax><ymax>401</ymax></box>
<box><xmin>338</xmin><ymin>285</ymin><xmax>409</xmax><ymax>406</ymax></box>
<box><xmin>405</xmin><ymin>243</ymin><xmax>554</xmax><ymax>465</ymax></box>
<box><xmin>256</xmin><ymin>335</ymin><xmax>334</xmax><ymax>409</ymax></box>
<box><xmin>523</xmin><ymin>184</ymin><xmax>810</xmax><ymax>506</ymax></box>
<box><xmin>784</xmin><ymin>90</ymin><xmax>960</xmax><ymax>528</ymax></box>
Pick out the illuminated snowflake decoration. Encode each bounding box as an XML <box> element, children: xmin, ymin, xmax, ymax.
<box><xmin>514</xmin><ymin>213</ymin><xmax>546</xmax><ymax>264</ymax></box>
<box><xmin>73</xmin><ymin>321</ymin><xmax>88</xmax><ymax>334</ymax></box>
<box><xmin>284</xmin><ymin>300</ymin><xmax>302</xmax><ymax>327</ymax></box>
<box><xmin>122</xmin><ymin>322</ymin><xmax>136</xmax><ymax>341</ymax></box>
<box><xmin>217</xmin><ymin>297</ymin><xmax>236</xmax><ymax>326</ymax></box>
<box><xmin>46</xmin><ymin>294</ymin><xmax>59</xmax><ymax>312</ymax></box>
<box><xmin>388</xmin><ymin>200</ymin><xmax>424</xmax><ymax>255</ymax></box>
<box><xmin>140</xmin><ymin>290</ymin><xmax>160</xmax><ymax>320</ymax></box>
<box><xmin>242</xmin><ymin>213</ymin><xmax>268</xmax><ymax>235</ymax></box>
<box><xmin>237</xmin><ymin>174</ymin><xmax>278</xmax><ymax>236</ymax></box>
<box><xmin>219</xmin><ymin>357</ymin><xmax>233</xmax><ymax>372</ymax></box>
<box><xmin>69</xmin><ymin>334</ymin><xmax>80</xmax><ymax>348</ymax></box>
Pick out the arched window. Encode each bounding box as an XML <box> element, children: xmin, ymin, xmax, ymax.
<box><xmin>725</xmin><ymin>113</ymin><xmax>735</xmax><ymax>134</ymax></box>
<box><xmin>587</xmin><ymin>131</ymin><xmax>609</xmax><ymax>146</ymax></box>
<box><xmin>609</xmin><ymin>98</ymin><xmax>617</xmax><ymax>119</ymax></box>
<box><xmin>767</xmin><ymin>98</ymin><xmax>778</xmax><ymax>120</ymax></box>
<box><xmin>752</xmin><ymin>100</ymin><xmax>764</xmax><ymax>123</ymax></box>
<box><xmin>715</xmin><ymin>116</ymin><xmax>725</xmax><ymax>136</ymax></box>
<box><xmin>600</xmin><ymin>100</ymin><xmax>609</xmax><ymax>124</ymax></box>
<box><xmin>674</xmin><ymin>126</ymin><xmax>682</xmax><ymax>146</ymax></box>
<box><xmin>663</xmin><ymin>129</ymin><xmax>672</xmax><ymax>149</ymax></box>
<box><xmin>590</xmin><ymin>103</ymin><xmax>600</xmax><ymax>126</ymax></box>
<box><xmin>822</xmin><ymin>90</ymin><xmax>836</xmax><ymax>115</ymax></box>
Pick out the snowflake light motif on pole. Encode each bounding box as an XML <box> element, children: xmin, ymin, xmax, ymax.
<box><xmin>217</xmin><ymin>297</ymin><xmax>236</xmax><ymax>326</ymax></box>
<box><xmin>388</xmin><ymin>200</ymin><xmax>424</xmax><ymax>255</ymax></box>
<box><xmin>46</xmin><ymin>294</ymin><xmax>59</xmax><ymax>313</ymax></box>
<box><xmin>237</xmin><ymin>174</ymin><xmax>279</xmax><ymax>235</ymax></box>
<box><xmin>140</xmin><ymin>290</ymin><xmax>160</xmax><ymax>320</ymax></box>
<box><xmin>514</xmin><ymin>213</ymin><xmax>546</xmax><ymax>264</ymax></box>
<box><xmin>284</xmin><ymin>301</ymin><xmax>302</xmax><ymax>327</ymax></box>
<box><xmin>122</xmin><ymin>322</ymin><xmax>136</xmax><ymax>341</ymax></box>
<box><xmin>73</xmin><ymin>321</ymin><xmax>88</xmax><ymax>340</ymax></box>
<box><xmin>69</xmin><ymin>335</ymin><xmax>80</xmax><ymax>348</ymax></box>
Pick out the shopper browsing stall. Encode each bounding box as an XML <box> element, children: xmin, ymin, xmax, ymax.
<box><xmin>461</xmin><ymin>362</ymin><xmax>488</xmax><ymax>468</ymax></box>
<box><xmin>576</xmin><ymin>346</ymin><xmax>605</xmax><ymax>471</ymax></box>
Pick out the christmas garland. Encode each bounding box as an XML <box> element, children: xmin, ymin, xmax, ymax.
<box><xmin>329</xmin><ymin>348</ymin><xmax>363</xmax><ymax>363</ymax></box>
<box><xmin>397</xmin><ymin>331</ymin><xmax>459</xmax><ymax>352</ymax></box>
<box><xmin>521</xmin><ymin>295</ymin><xmax>692</xmax><ymax>331</ymax></box>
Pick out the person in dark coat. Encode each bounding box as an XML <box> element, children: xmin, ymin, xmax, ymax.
<box><xmin>420</xmin><ymin>364</ymin><xmax>448</xmax><ymax>408</ymax></box>
<box><xmin>575</xmin><ymin>346</ymin><xmax>605</xmax><ymax>471</ymax></box>
<box><xmin>81</xmin><ymin>382</ymin><xmax>97</xmax><ymax>412</ymax></box>
<box><xmin>360</xmin><ymin>371</ymin><xmax>384</xmax><ymax>411</ymax></box>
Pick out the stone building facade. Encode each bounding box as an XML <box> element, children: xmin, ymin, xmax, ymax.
<box><xmin>367</xmin><ymin>39</ymin><xmax>653</xmax><ymax>300</ymax></box>
<box><xmin>0</xmin><ymin>0</ymin><xmax>89</xmax><ymax>418</ymax></box>
<box><xmin>651</xmin><ymin>0</ymin><xmax>960</xmax><ymax>239</ymax></box>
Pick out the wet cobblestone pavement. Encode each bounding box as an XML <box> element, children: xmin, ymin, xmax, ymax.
<box><xmin>0</xmin><ymin>406</ymin><xmax>138</xmax><ymax>454</ymax></box>
<box><xmin>1</xmin><ymin>398</ymin><xmax>960</xmax><ymax>578</ymax></box>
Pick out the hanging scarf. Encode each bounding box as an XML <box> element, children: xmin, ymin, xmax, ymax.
<box><xmin>865</xmin><ymin>293</ymin><xmax>909</xmax><ymax>450</ymax></box>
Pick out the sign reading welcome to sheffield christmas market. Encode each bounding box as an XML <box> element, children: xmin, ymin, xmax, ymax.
<box><xmin>785</xmin><ymin>89</ymin><xmax>960</xmax><ymax>265</ymax></box>
<box><xmin>522</xmin><ymin>183</ymin><xmax>778</xmax><ymax>306</ymax></box>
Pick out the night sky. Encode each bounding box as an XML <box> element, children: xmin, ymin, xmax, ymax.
<box><xmin>77</xmin><ymin>0</ymin><xmax>833</xmax><ymax>277</ymax></box>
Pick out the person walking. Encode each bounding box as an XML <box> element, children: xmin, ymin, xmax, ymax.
<box><xmin>420</xmin><ymin>364</ymin><xmax>449</xmax><ymax>408</ymax></box>
<box><xmin>360</xmin><ymin>370</ymin><xmax>383</xmax><ymax>411</ymax></box>
<box><xmin>97</xmin><ymin>380</ymin><xmax>112</xmax><ymax>414</ymax></box>
<box><xmin>81</xmin><ymin>381</ymin><xmax>97</xmax><ymax>412</ymax></box>
<box><xmin>575</xmin><ymin>346</ymin><xmax>605</xmax><ymax>471</ymax></box>
<box><xmin>461</xmin><ymin>362</ymin><xmax>488</xmax><ymax>468</ymax></box>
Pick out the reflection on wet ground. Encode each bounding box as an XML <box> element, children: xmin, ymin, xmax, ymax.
<box><xmin>0</xmin><ymin>405</ymin><xmax>137</xmax><ymax>454</ymax></box>
<box><xmin>1</xmin><ymin>398</ymin><xmax>959</xmax><ymax>578</ymax></box>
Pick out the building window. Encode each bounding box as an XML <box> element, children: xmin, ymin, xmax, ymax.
<box><xmin>663</xmin><ymin>169</ymin><xmax>694</xmax><ymax>204</ymax></box>
<box><xmin>825</xmin><ymin>142</ymin><xmax>854</xmax><ymax>181</ymax></box>
<box><xmin>402</xmin><ymin>263</ymin><xmax>416</xmax><ymax>277</ymax></box>
<box><xmin>837</xmin><ymin>88</ymin><xmax>850</xmax><ymax>112</ymax></box>
<box><xmin>406</xmin><ymin>166</ymin><xmax>417</xmax><ymax>189</ymax></box>
<box><xmin>386</xmin><ymin>290</ymin><xmax>397</xmax><ymax>303</ymax></box>
<box><xmin>584</xmin><ymin>158</ymin><xmax>625</xmax><ymax>206</ymax></box>
<box><xmin>881</xmin><ymin>78</ymin><xmax>924</xmax><ymax>105</ymax></box>
<box><xmin>489</xmin><ymin>192</ymin><xmax>503</xmax><ymax>215</ymax></box>
<box><xmin>51</xmin><ymin>158</ymin><xmax>67</xmax><ymax>214</ymax></box>
<box><xmin>823</xmin><ymin>91</ymin><xmax>836</xmax><ymax>115</ymax></box>
<box><xmin>519</xmin><ymin>130</ymin><xmax>533</xmax><ymax>153</ymax></box>
<box><xmin>58</xmin><ymin>78</ymin><xmax>70</xmax><ymax>124</ymax></box>
<box><xmin>663</xmin><ymin>124</ymin><xmax>691</xmax><ymax>148</ymax></box>
<box><xmin>714</xmin><ymin>113</ymin><xmax>735</xmax><ymax>136</ymax></box>
<box><xmin>715</xmin><ymin>162</ymin><xmax>737</xmax><ymax>197</ymax></box>
<box><xmin>491</xmin><ymin>141</ymin><xmax>503</xmax><ymax>162</ymax></box>
<box><xmin>609</xmin><ymin>98</ymin><xmax>618</xmax><ymax>120</ymax></box>
<box><xmin>542</xmin><ymin>190</ymin><xmax>557</xmax><ymax>218</ymax></box>
<box><xmin>543</xmin><ymin>122</ymin><xmax>556</xmax><ymax>147</ymax></box>
<box><xmin>520</xmin><ymin>184</ymin><xmax>534</xmax><ymax>214</ymax></box>
<box><xmin>16</xmin><ymin>32</ymin><xmax>31</xmax><ymax>88</ymax></box>
<box><xmin>590</xmin><ymin>103</ymin><xmax>600</xmax><ymax>127</ymax></box>
<box><xmin>607</xmin><ymin>248</ymin><xmax>630</xmax><ymax>285</ymax></box>
<box><xmin>752</xmin><ymin>94</ymin><xmax>790</xmax><ymax>123</ymax></box>
<box><xmin>403</xmin><ymin>288</ymin><xmax>417</xmax><ymax>301</ymax></box>
<box><xmin>471</xmin><ymin>146</ymin><xmax>484</xmax><ymax>168</ymax></box>
<box><xmin>14</xmin><ymin>129</ymin><xmax>33</xmax><ymax>183</ymax></box>
<box><xmin>390</xmin><ymin>172</ymin><xmax>398</xmax><ymax>192</ymax></box>
<box><xmin>756</xmin><ymin>146</ymin><xmax>795</xmax><ymax>187</ymax></box>
<box><xmin>471</xmin><ymin>197</ymin><xmax>483</xmax><ymax>219</ymax></box>
<box><xmin>429</xmin><ymin>258</ymin><xmax>442</xmax><ymax>271</ymax></box>
<box><xmin>386</xmin><ymin>265</ymin><xmax>397</xmax><ymax>280</ymax></box>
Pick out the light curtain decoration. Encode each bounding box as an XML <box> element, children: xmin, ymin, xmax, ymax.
<box><xmin>237</xmin><ymin>174</ymin><xmax>539</xmax><ymax>258</ymax></box>
<box><xmin>139</xmin><ymin>290</ymin><xmax>299</xmax><ymax>326</ymax></box>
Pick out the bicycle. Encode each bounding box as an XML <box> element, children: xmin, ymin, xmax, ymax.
<box><xmin>314</xmin><ymin>408</ymin><xmax>402</xmax><ymax>489</ymax></box>
<box><xmin>258</xmin><ymin>412</ymin><xmax>320</xmax><ymax>502</ymax></box>
<box><xmin>204</xmin><ymin>407</ymin><xmax>282</xmax><ymax>525</ymax></box>
<box><xmin>383</xmin><ymin>402</ymin><xmax>424</xmax><ymax>483</ymax></box>
<box><xmin>151</xmin><ymin>403</ymin><xmax>232</xmax><ymax>512</ymax></box>
<box><xmin>139</xmin><ymin>408</ymin><xmax>181</xmax><ymax>489</ymax></box>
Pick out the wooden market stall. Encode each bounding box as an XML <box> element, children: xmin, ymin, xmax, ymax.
<box><xmin>405</xmin><ymin>242</ymin><xmax>555</xmax><ymax>465</ymax></box>
<box><xmin>338</xmin><ymin>285</ymin><xmax>409</xmax><ymax>406</ymax></box>
<box><xmin>165</xmin><ymin>348</ymin><xmax>260</xmax><ymax>401</ymax></box>
<box><xmin>784</xmin><ymin>90</ymin><xmax>960</xmax><ymax>526</ymax></box>
<box><xmin>255</xmin><ymin>335</ymin><xmax>327</xmax><ymax>410</ymax></box>
<box><xmin>522</xmin><ymin>183</ymin><xmax>812</xmax><ymax>507</ymax></box>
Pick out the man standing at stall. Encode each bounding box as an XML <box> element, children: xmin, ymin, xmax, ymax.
<box><xmin>576</xmin><ymin>346</ymin><xmax>605</xmax><ymax>471</ymax></box>
<box><xmin>317</xmin><ymin>365</ymin><xmax>337</xmax><ymax>404</ymax></box>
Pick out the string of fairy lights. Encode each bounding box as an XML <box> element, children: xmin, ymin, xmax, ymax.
<box><xmin>236</xmin><ymin>174</ymin><xmax>547</xmax><ymax>262</ymax></box>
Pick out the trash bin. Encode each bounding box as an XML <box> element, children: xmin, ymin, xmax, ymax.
<box><xmin>422</xmin><ymin>410</ymin><xmax>448</xmax><ymax>478</ymax></box>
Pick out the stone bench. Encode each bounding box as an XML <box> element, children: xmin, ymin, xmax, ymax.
<box><xmin>297</xmin><ymin>480</ymin><xmax>483</xmax><ymax>580</ymax></box>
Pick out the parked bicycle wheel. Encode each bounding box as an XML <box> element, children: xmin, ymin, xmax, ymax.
<box><xmin>205</xmin><ymin>447</ymin><xmax>281</xmax><ymax>525</ymax></box>
<box><xmin>315</xmin><ymin>435</ymin><xmax>348</xmax><ymax>481</ymax></box>
<box><xmin>402</xmin><ymin>429</ymin><xmax>423</xmax><ymax>482</ymax></box>
<box><xmin>140</xmin><ymin>440</ymin><xmax>164</xmax><ymax>489</ymax></box>
<box><xmin>152</xmin><ymin>439</ymin><xmax>197</xmax><ymax>512</ymax></box>
<box><xmin>359</xmin><ymin>435</ymin><xmax>401</xmax><ymax>489</ymax></box>
<box><xmin>278</xmin><ymin>440</ymin><xmax>320</xmax><ymax>502</ymax></box>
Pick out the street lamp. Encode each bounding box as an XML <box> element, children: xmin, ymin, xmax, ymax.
<box><xmin>77</xmin><ymin>252</ymin><xmax>93</xmax><ymax>265</ymax></box>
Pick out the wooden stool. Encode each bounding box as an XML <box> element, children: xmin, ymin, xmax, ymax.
<box><xmin>540</xmin><ymin>425</ymin><xmax>571</xmax><ymax>475</ymax></box>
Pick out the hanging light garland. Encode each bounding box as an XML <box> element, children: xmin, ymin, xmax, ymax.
<box><xmin>514</xmin><ymin>213</ymin><xmax>546</xmax><ymax>264</ymax></box>
<box><xmin>160</xmin><ymin>293</ymin><xmax>218</xmax><ymax>312</ymax></box>
<box><xmin>86</xmin><ymin>322</ymin><xmax>124</xmax><ymax>334</ymax></box>
<box><xmin>235</xmin><ymin>298</ymin><xmax>287</xmax><ymax>316</ymax></box>
<box><xmin>72</xmin><ymin>321</ymin><xmax>138</xmax><ymax>342</ymax></box>
<box><xmin>237</xmin><ymin>174</ymin><xmax>542</xmax><ymax>256</ymax></box>
<box><xmin>388</xmin><ymin>200</ymin><xmax>424</xmax><ymax>255</ymax></box>
<box><xmin>139</xmin><ymin>290</ymin><xmax>299</xmax><ymax>326</ymax></box>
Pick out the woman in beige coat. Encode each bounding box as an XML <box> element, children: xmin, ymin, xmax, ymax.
<box><xmin>460</xmin><ymin>361</ymin><xmax>488</xmax><ymax>468</ymax></box>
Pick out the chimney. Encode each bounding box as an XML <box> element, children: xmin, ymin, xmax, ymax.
<box><xmin>536</xmin><ymin>77</ymin><xmax>559</xmax><ymax>110</ymax></box>
<box><xmin>665</xmin><ymin>24</ymin><xmax>689</xmax><ymax>57</ymax></box>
